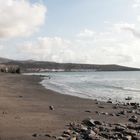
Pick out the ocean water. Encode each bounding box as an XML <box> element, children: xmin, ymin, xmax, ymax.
<box><xmin>27</xmin><ymin>71</ymin><xmax>140</xmax><ymax>103</ymax></box>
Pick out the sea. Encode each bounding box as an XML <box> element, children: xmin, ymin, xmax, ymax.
<box><xmin>26</xmin><ymin>71</ymin><xmax>140</xmax><ymax>103</ymax></box>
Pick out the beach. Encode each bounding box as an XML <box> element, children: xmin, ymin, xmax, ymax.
<box><xmin>0</xmin><ymin>73</ymin><xmax>140</xmax><ymax>140</ymax></box>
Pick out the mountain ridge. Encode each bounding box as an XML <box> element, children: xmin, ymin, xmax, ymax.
<box><xmin>0</xmin><ymin>57</ymin><xmax>138</xmax><ymax>72</ymax></box>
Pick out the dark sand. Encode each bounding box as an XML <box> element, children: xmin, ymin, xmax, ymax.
<box><xmin>0</xmin><ymin>73</ymin><xmax>139</xmax><ymax>140</ymax></box>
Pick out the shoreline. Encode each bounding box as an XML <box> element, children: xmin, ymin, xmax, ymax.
<box><xmin>38</xmin><ymin>71</ymin><xmax>140</xmax><ymax>104</ymax></box>
<box><xmin>0</xmin><ymin>73</ymin><xmax>140</xmax><ymax>139</ymax></box>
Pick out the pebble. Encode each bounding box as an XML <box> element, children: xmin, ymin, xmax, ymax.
<box><xmin>101</xmin><ymin>112</ymin><xmax>108</xmax><ymax>115</ymax></box>
<box><xmin>115</xmin><ymin>126</ymin><xmax>126</xmax><ymax>131</ymax></box>
<box><xmin>94</xmin><ymin>120</ymin><xmax>102</xmax><ymax>125</ymax></box>
<box><xmin>19</xmin><ymin>95</ymin><xmax>23</xmax><ymax>98</ymax></box>
<box><xmin>123</xmin><ymin>135</ymin><xmax>132</xmax><ymax>140</ymax></box>
<box><xmin>57</xmin><ymin>100</ymin><xmax>140</xmax><ymax>140</ymax></box>
<box><xmin>82</xmin><ymin>118</ymin><xmax>96</xmax><ymax>126</ymax></box>
<box><xmin>123</xmin><ymin>130</ymin><xmax>137</xmax><ymax>136</ymax></box>
<box><xmin>57</xmin><ymin>136</ymin><xmax>65</xmax><ymax>140</ymax></box>
<box><xmin>49</xmin><ymin>105</ymin><xmax>54</xmax><ymax>110</ymax></box>
<box><xmin>69</xmin><ymin>136</ymin><xmax>76</xmax><ymax>140</ymax></box>
<box><xmin>107</xmin><ymin>100</ymin><xmax>112</xmax><ymax>103</ymax></box>
<box><xmin>98</xmin><ymin>106</ymin><xmax>104</xmax><ymax>108</ymax></box>
<box><xmin>81</xmin><ymin>126</ymin><xmax>88</xmax><ymax>132</ymax></box>
<box><xmin>32</xmin><ymin>133</ymin><xmax>37</xmax><ymax>137</ymax></box>
<box><xmin>132</xmin><ymin>136</ymin><xmax>140</xmax><ymax>140</ymax></box>
<box><xmin>44</xmin><ymin>134</ymin><xmax>51</xmax><ymax>137</ymax></box>
<box><xmin>61</xmin><ymin>133</ymin><xmax>70</xmax><ymax>138</ymax></box>
<box><xmin>129</xmin><ymin>115</ymin><xmax>138</xmax><ymax>123</ymax></box>
<box><xmin>85</xmin><ymin>110</ymin><xmax>91</xmax><ymax>113</ymax></box>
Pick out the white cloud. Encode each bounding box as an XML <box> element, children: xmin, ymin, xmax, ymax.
<box><xmin>132</xmin><ymin>0</ymin><xmax>140</xmax><ymax>8</ymax></box>
<box><xmin>19</xmin><ymin>37</ymin><xmax>80</xmax><ymax>63</ymax></box>
<box><xmin>17</xmin><ymin>21</ymin><xmax>140</xmax><ymax>68</ymax></box>
<box><xmin>1</xmin><ymin>0</ymin><xmax>140</xmax><ymax>68</ymax></box>
<box><xmin>0</xmin><ymin>0</ymin><xmax>46</xmax><ymax>38</ymax></box>
<box><xmin>123</xmin><ymin>27</ymin><xmax>140</xmax><ymax>38</ymax></box>
<box><xmin>77</xmin><ymin>29</ymin><xmax>96</xmax><ymax>38</ymax></box>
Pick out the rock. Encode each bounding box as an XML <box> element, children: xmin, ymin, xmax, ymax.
<box><xmin>108</xmin><ymin>123</ymin><xmax>112</xmax><ymax>127</ymax></box>
<box><xmin>95</xmin><ymin>111</ymin><xmax>100</xmax><ymax>115</ymax></box>
<box><xmin>88</xmin><ymin>130</ymin><xmax>97</xmax><ymax>140</ymax></box>
<box><xmin>129</xmin><ymin>115</ymin><xmax>138</xmax><ymax>123</ymax></box>
<box><xmin>123</xmin><ymin>130</ymin><xmax>137</xmax><ymax>136</ymax></box>
<box><xmin>88</xmin><ymin>133</ymin><xmax>98</xmax><ymax>140</ymax></box>
<box><xmin>125</xmin><ymin>97</ymin><xmax>132</xmax><ymax>101</ymax></box>
<box><xmin>95</xmin><ymin>111</ymin><xmax>99</xmax><ymax>114</ymax></box>
<box><xmin>136</xmin><ymin>111</ymin><xmax>140</xmax><ymax>115</ymax></box>
<box><xmin>110</xmin><ymin>133</ymin><xmax>121</xmax><ymax>139</ymax></box>
<box><xmin>132</xmin><ymin>136</ymin><xmax>140</xmax><ymax>140</ymax></box>
<box><xmin>2</xmin><ymin>111</ymin><xmax>7</xmax><ymax>114</ymax></box>
<box><xmin>112</xmin><ymin>132</ymin><xmax>123</xmax><ymax>138</ymax></box>
<box><xmin>58</xmin><ymin>115</ymin><xmax>140</xmax><ymax>140</ymax></box>
<box><xmin>113</xmin><ymin>106</ymin><xmax>118</xmax><ymax>109</ymax></box>
<box><xmin>123</xmin><ymin>135</ymin><xmax>132</xmax><ymax>140</ymax></box>
<box><xmin>101</xmin><ymin>112</ymin><xmax>108</xmax><ymax>115</ymax></box>
<box><xmin>69</xmin><ymin>122</ymin><xmax>76</xmax><ymax>127</ymax></box>
<box><xmin>130</xmin><ymin>102</ymin><xmax>139</xmax><ymax>106</ymax></box>
<box><xmin>52</xmin><ymin>136</ymin><xmax>57</xmax><ymax>139</ymax></box>
<box><xmin>127</xmin><ymin>110</ymin><xmax>136</xmax><ymax>113</ymax></box>
<box><xmin>115</xmin><ymin>126</ymin><xmax>126</xmax><ymax>131</ymax></box>
<box><xmin>93</xmin><ymin>127</ymin><xmax>100</xmax><ymax>134</ymax></box>
<box><xmin>62</xmin><ymin>133</ymin><xmax>70</xmax><ymax>138</ymax></box>
<box><xmin>63</xmin><ymin>129</ymin><xmax>72</xmax><ymax>135</ymax></box>
<box><xmin>85</xmin><ymin>110</ymin><xmax>91</xmax><ymax>113</ymax></box>
<box><xmin>133</xmin><ymin>106</ymin><xmax>139</xmax><ymax>109</ymax></box>
<box><xmin>115</xmin><ymin>123</ymin><xmax>127</xmax><ymax>128</ymax></box>
<box><xmin>115</xmin><ymin>113</ymin><xmax>120</xmax><ymax>116</ymax></box>
<box><xmin>19</xmin><ymin>95</ymin><xmax>23</xmax><ymax>98</ymax></box>
<box><xmin>95</xmin><ymin>102</ymin><xmax>100</xmax><ymax>105</ymax></box>
<box><xmin>123</xmin><ymin>103</ymin><xmax>127</xmax><ymax>106</ymax></box>
<box><xmin>99</xmin><ymin>126</ymin><xmax>110</xmax><ymax>133</ymax></box>
<box><xmin>132</xmin><ymin>110</ymin><xmax>136</xmax><ymax>113</ymax></box>
<box><xmin>44</xmin><ymin>134</ymin><xmax>51</xmax><ymax>137</ymax></box>
<box><xmin>119</xmin><ymin>110</ymin><xmax>127</xmax><ymax>115</ymax></box>
<box><xmin>57</xmin><ymin>136</ymin><xmax>65</xmax><ymax>140</ymax></box>
<box><xmin>98</xmin><ymin>106</ymin><xmax>104</xmax><ymax>108</ymax></box>
<box><xmin>109</xmin><ymin>113</ymin><xmax>115</xmax><ymax>116</ymax></box>
<box><xmin>89</xmin><ymin>130</ymin><xmax>96</xmax><ymax>135</ymax></box>
<box><xmin>94</xmin><ymin>120</ymin><xmax>102</xmax><ymax>125</ymax></box>
<box><xmin>126</xmin><ymin>102</ymin><xmax>130</xmax><ymax>105</ymax></box>
<box><xmin>80</xmin><ymin>125</ymin><xmax>88</xmax><ymax>132</ymax></box>
<box><xmin>32</xmin><ymin>133</ymin><xmax>37</xmax><ymax>137</ymax></box>
<box><xmin>99</xmin><ymin>126</ymin><xmax>105</xmax><ymax>131</ymax></box>
<box><xmin>100</xmin><ymin>132</ymin><xmax>110</xmax><ymax>139</ymax></box>
<box><xmin>107</xmin><ymin>100</ymin><xmax>112</xmax><ymax>103</ymax></box>
<box><xmin>69</xmin><ymin>136</ymin><xmax>76</xmax><ymax>140</ymax></box>
<box><xmin>82</xmin><ymin>118</ymin><xmax>96</xmax><ymax>127</ymax></box>
<box><xmin>135</xmin><ymin>125</ymin><xmax>140</xmax><ymax>130</ymax></box>
<box><xmin>127</xmin><ymin>124</ymin><xmax>135</xmax><ymax>130</ymax></box>
<box><xmin>49</xmin><ymin>105</ymin><xmax>54</xmax><ymax>110</ymax></box>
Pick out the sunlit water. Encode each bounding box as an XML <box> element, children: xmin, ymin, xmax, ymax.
<box><xmin>26</xmin><ymin>71</ymin><xmax>140</xmax><ymax>103</ymax></box>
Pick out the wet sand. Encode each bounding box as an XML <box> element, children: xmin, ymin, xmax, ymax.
<box><xmin>0</xmin><ymin>73</ymin><xmax>139</xmax><ymax>140</ymax></box>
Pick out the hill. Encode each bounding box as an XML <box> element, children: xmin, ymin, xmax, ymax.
<box><xmin>0</xmin><ymin>57</ymin><xmax>12</xmax><ymax>63</ymax></box>
<box><xmin>2</xmin><ymin>59</ymin><xmax>140</xmax><ymax>72</ymax></box>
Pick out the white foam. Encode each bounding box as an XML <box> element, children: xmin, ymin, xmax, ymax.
<box><xmin>26</xmin><ymin>71</ymin><xmax>140</xmax><ymax>103</ymax></box>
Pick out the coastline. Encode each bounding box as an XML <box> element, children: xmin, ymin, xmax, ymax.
<box><xmin>0</xmin><ymin>73</ymin><xmax>140</xmax><ymax>139</ymax></box>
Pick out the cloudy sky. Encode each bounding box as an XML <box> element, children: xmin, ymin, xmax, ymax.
<box><xmin>1</xmin><ymin>0</ymin><xmax>140</xmax><ymax>67</ymax></box>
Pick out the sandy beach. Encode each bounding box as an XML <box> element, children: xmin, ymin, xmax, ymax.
<box><xmin>0</xmin><ymin>73</ymin><xmax>140</xmax><ymax>140</ymax></box>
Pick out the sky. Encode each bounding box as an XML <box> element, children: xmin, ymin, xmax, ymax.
<box><xmin>1</xmin><ymin>0</ymin><xmax>140</xmax><ymax>67</ymax></box>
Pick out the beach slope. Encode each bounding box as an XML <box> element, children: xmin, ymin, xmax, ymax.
<box><xmin>0</xmin><ymin>74</ymin><xmax>139</xmax><ymax>139</ymax></box>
